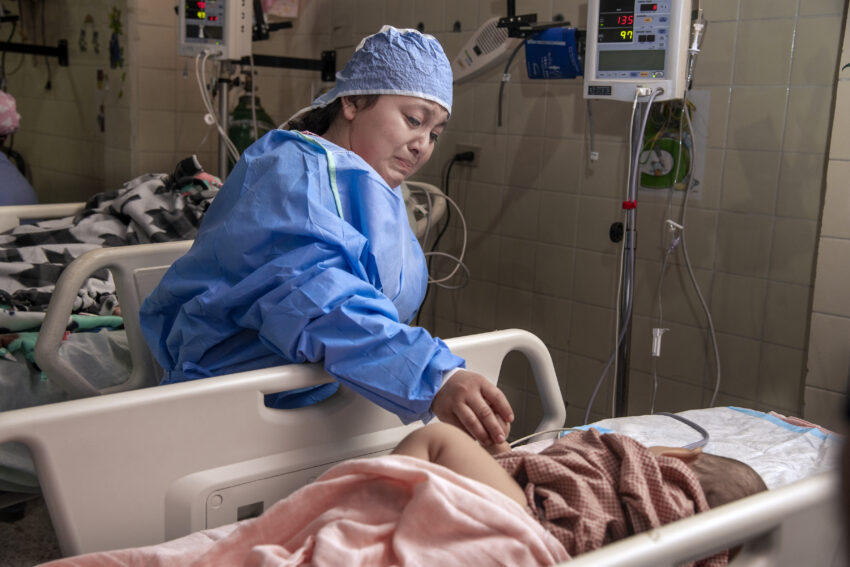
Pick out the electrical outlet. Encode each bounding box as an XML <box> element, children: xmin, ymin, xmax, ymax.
<box><xmin>454</xmin><ymin>144</ymin><xmax>480</xmax><ymax>167</ymax></box>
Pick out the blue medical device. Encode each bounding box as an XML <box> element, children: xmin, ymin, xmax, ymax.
<box><xmin>525</xmin><ymin>27</ymin><xmax>583</xmax><ymax>80</ymax></box>
<box><xmin>584</xmin><ymin>0</ymin><xmax>692</xmax><ymax>101</ymax></box>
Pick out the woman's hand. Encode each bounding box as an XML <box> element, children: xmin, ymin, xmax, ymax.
<box><xmin>430</xmin><ymin>369</ymin><xmax>515</xmax><ymax>446</ymax></box>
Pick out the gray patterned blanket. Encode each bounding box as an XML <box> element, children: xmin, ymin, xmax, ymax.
<box><xmin>0</xmin><ymin>156</ymin><xmax>220</xmax><ymax>317</ymax></box>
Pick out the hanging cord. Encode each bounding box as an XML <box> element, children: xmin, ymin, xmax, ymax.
<box><xmin>249</xmin><ymin>53</ymin><xmax>258</xmax><ymax>141</ymax></box>
<box><xmin>585</xmin><ymin>99</ymin><xmax>599</xmax><ymax>162</ymax></box>
<box><xmin>497</xmin><ymin>39</ymin><xmax>527</xmax><ymax>128</ymax></box>
<box><xmin>195</xmin><ymin>51</ymin><xmax>240</xmax><ymax>164</ymax></box>
<box><xmin>585</xmin><ymin>87</ymin><xmax>662</xmax><ymax>425</ymax></box>
<box><xmin>678</xmin><ymin>106</ymin><xmax>721</xmax><ymax>406</ymax></box>
<box><xmin>426</xmin><ymin>153</ymin><xmax>471</xmax><ymax>286</ymax></box>
<box><xmin>414</xmin><ymin>154</ymin><xmax>473</xmax><ymax>325</ymax></box>
<box><xmin>651</xmin><ymin>15</ymin><xmax>718</xmax><ymax>411</ymax></box>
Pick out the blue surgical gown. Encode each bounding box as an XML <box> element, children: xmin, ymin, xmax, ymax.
<box><xmin>139</xmin><ymin>130</ymin><xmax>464</xmax><ymax>424</ymax></box>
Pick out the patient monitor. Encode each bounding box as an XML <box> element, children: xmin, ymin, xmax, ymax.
<box><xmin>178</xmin><ymin>0</ymin><xmax>252</xmax><ymax>60</ymax></box>
<box><xmin>584</xmin><ymin>0</ymin><xmax>692</xmax><ymax>101</ymax></box>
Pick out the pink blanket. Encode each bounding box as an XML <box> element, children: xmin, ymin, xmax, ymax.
<box><xmin>41</xmin><ymin>455</ymin><xmax>568</xmax><ymax>567</ymax></box>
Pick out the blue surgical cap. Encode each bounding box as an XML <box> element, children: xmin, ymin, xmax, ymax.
<box><xmin>286</xmin><ymin>25</ymin><xmax>453</xmax><ymax>125</ymax></box>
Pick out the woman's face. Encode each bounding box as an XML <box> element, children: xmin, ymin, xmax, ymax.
<box><xmin>342</xmin><ymin>95</ymin><xmax>448</xmax><ymax>188</ymax></box>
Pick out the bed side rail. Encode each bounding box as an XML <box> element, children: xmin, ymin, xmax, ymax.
<box><xmin>562</xmin><ymin>471</ymin><xmax>844</xmax><ymax>567</ymax></box>
<box><xmin>0</xmin><ymin>328</ymin><xmax>564</xmax><ymax>555</ymax></box>
<box><xmin>33</xmin><ymin>240</ymin><xmax>193</xmax><ymax>397</ymax></box>
<box><xmin>0</xmin><ymin>202</ymin><xmax>85</xmax><ymax>232</ymax></box>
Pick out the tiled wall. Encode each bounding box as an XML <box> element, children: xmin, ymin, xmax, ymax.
<box><xmin>804</xmin><ymin>9</ymin><xmax>850</xmax><ymax>434</ymax></box>
<box><xmin>5</xmin><ymin>0</ymin><xmax>130</xmax><ymax>202</ymax></box>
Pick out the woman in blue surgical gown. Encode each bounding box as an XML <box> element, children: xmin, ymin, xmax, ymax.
<box><xmin>140</xmin><ymin>26</ymin><xmax>514</xmax><ymax>446</ymax></box>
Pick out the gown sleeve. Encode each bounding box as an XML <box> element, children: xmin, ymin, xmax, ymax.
<box><xmin>150</xmin><ymin>131</ymin><xmax>463</xmax><ymax>424</ymax></box>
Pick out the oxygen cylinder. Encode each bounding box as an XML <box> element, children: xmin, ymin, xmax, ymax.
<box><xmin>228</xmin><ymin>93</ymin><xmax>276</xmax><ymax>155</ymax></box>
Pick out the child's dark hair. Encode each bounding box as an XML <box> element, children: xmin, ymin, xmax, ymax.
<box><xmin>690</xmin><ymin>453</ymin><xmax>767</xmax><ymax>509</ymax></box>
<box><xmin>285</xmin><ymin>95</ymin><xmax>380</xmax><ymax>134</ymax></box>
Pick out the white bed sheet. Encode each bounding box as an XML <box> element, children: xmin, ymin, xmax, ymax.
<box><xmin>517</xmin><ymin>407</ymin><xmax>840</xmax><ymax>490</ymax></box>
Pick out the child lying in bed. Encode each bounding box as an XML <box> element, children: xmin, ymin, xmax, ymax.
<box><xmin>39</xmin><ymin>423</ymin><xmax>766</xmax><ymax>567</ymax></box>
<box><xmin>393</xmin><ymin>422</ymin><xmax>767</xmax><ymax>565</ymax></box>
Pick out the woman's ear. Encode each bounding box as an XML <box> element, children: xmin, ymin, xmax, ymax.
<box><xmin>648</xmin><ymin>446</ymin><xmax>702</xmax><ymax>463</ymax></box>
<box><xmin>340</xmin><ymin>96</ymin><xmax>359</xmax><ymax>120</ymax></box>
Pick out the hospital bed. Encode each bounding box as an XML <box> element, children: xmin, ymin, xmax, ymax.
<box><xmin>0</xmin><ymin>207</ymin><xmax>844</xmax><ymax>566</ymax></box>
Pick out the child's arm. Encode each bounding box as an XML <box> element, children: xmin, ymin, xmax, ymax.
<box><xmin>392</xmin><ymin>422</ymin><xmax>528</xmax><ymax>510</ymax></box>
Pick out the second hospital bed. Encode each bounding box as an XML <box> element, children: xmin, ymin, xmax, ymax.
<box><xmin>0</xmin><ymin>221</ymin><xmax>844</xmax><ymax>565</ymax></box>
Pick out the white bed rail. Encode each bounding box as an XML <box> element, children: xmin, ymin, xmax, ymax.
<box><xmin>0</xmin><ymin>328</ymin><xmax>565</xmax><ymax>556</ymax></box>
<box><xmin>0</xmin><ymin>202</ymin><xmax>85</xmax><ymax>232</ymax></box>
<box><xmin>33</xmin><ymin>240</ymin><xmax>193</xmax><ymax>397</ymax></box>
<box><xmin>563</xmin><ymin>471</ymin><xmax>845</xmax><ymax>567</ymax></box>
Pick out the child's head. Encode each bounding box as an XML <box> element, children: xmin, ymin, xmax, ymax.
<box><xmin>649</xmin><ymin>446</ymin><xmax>767</xmax><ymax>508</ymax></box>
<box><xmin>687</xmin><ymin>452</ymin><xmax>767</xmax><ymax>509</ymax></box>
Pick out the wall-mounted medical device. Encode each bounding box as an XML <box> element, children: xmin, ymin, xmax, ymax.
<box><xmin>178</xmin><ymin>0</ymin><xmax>252</xmax><ymax>60</ymax></box>
<box><xmin>583</xmin><ymin>0</ymin><xmax>692</xmax><ymax>101</ymax></box>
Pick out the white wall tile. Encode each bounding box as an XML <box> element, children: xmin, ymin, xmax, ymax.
<box><xmin>726</xmin><ymin>87</ymin><xmax>787</xmax><ymax>150</ymax></box>
<box><xmin>792</xmin><ymin>17</ymin><xmax>844</xmax><ymax>85</ymax></box>
<box><xmin>759</xmin><ymin>343</ymin><xmax>805</xmax><ymax>411</ymax></box>
<box><xmin>499</xmin><ymin>237</ymin><xmax>537</xmax><ymax>292</ymax></box>
<box><xmin>537</xmin><ymin>191</ymin><xmax>579</xmax><ymax>246</ymax></box>
<box><xmin>543</xmin><ymin>83</ymin><xmax>586</xmax><ymax>140</ymax></box>
<box><xmin>582</xmin><ymin>142</ymin><xmax>629</xmax><ymax>198</ymax></box>
<box><xmin>498</xmin><ymin>186</ymin><xmax>541</xmax><ymax>239</ymax></box>
<box><xmin>531</xmin><ymin>294</ymin><xmax>572</xmax><ymax>351</ymax></box>
<box><xmin>776</xmin><ymin>152</ymin><xmax>828</xmax><ymax>220</ymax></box>
<box><xmin>135</xmin><ymin>109</ymin><xmax>176</xmax><ymax>152</ymax></box>
<box><xmin>505</xmin><ymin>82</ymin><xmax>547</xmax><ymax>136</ymax></box>
<box><xmin>572</xmin><ymin>249</ymin><xmax>618</xmax><ymax>308</ymax></box>
<box><xmin>505</xmin><ymin>135</ymin><xmax>544</xmax><ymax>189</ymax></box>
<box><xmin>137</xmin><ymin>68</ymin><xmax>176</xmax><ymax>111</ymax></box>
<box><xmin>829</xmin><ymin>82</ymin><xmax>850</xmax><ymax>160</ymax></box>
<box><xmin>715</xmin><ymin>332</ymin><xmax>761</xmax><ymax>399</ymax></box>
<box><xmin>804</xmin><ymin>386</ymin><xmax>847</xmax><ymax>433</ymax></box>
<box><xmin>703</xmin><ymin>0</ymin><xmax>740</xmax><ymax>22</ymax></box>
<box><xmin>533</xmin><ymin>243</ymin><xmax>574</xmax><ymax>299</ymax></box>
<box><xmin>733</xmin><ymin>19</ymin><xmax>796</xmax><ymax>85</ymax></box>
<box><xmin>799</xmin><ymin>0</ymin><xmax>847</xmax><ymax>16</ymax></box>
<box><xmin>714</xmin><ymin>211</ymin><xmax>773</xmax><ymax>277</ymax></box>
<box><xmin>710</xmin><ymin>272</ymin><xmax>767</xmax><ymax>338</ymax></box>
<box><xmin>807</xmin><ymin>313</ymin><xmax>850</xmax><ymax>392</ymax></box>
<box><xmin>136</xmin><ymin>23</ymin><xmax>178</xmax><ymax>70</ymax></box>
<box><xmin>739</xmin><ymin>0</ymin><xmax>797</xmax><ymax>19</ymax></box>
<box><xmin>783</xmin><ymin>87</ymin><xmax>836</xmax><ymax>154</ymax></box>
<box><xmin>812</xmin><ymin>237</ymin><xmax>850</xmax><ymax>318</ymax></box>
<box><xmin>721</xmin><ymin>150</ymin><xmax>781</xmax><ymax>214</ymax></box>
<box><xmin>692</xmin><ymin>22</ymin><xmax>736</xmax><ymax>87</ymax></box>
<box><xmin>412</xmin><ymin>0</ymin><xmax>447</xmax><ymax>34</ymax></box>
<box><xmin>762</xmin><ymin>281</ymin><xmax>812</xmax><ymax>348</ymax></box>
<box><xmin>574</xmin><ymin>197</ymin><xmax>623</xmax><ymax>253</ymax></box>
<box><xmin>821</xmin><ymin>158</ymin><xmax>850</xmax><ymax>239</ymax></box>
<box><xmin>495</xmin><ymin>286</ymin><xmax>534</xmax><ymax>329</ymax></box>
<box><xmin>700</xmin><ymin>87</ymin><xmax>732</xmax><ymax>149</ymax></box>
<box><xmin>768</xmin><ymin>218</ymin><xmax>818</xmax><ymax>285</ymax></box>
<box><xmin>539</xmin><ymin>138</ymin><xmax>584</xmax><ymax>193</ymax></box>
